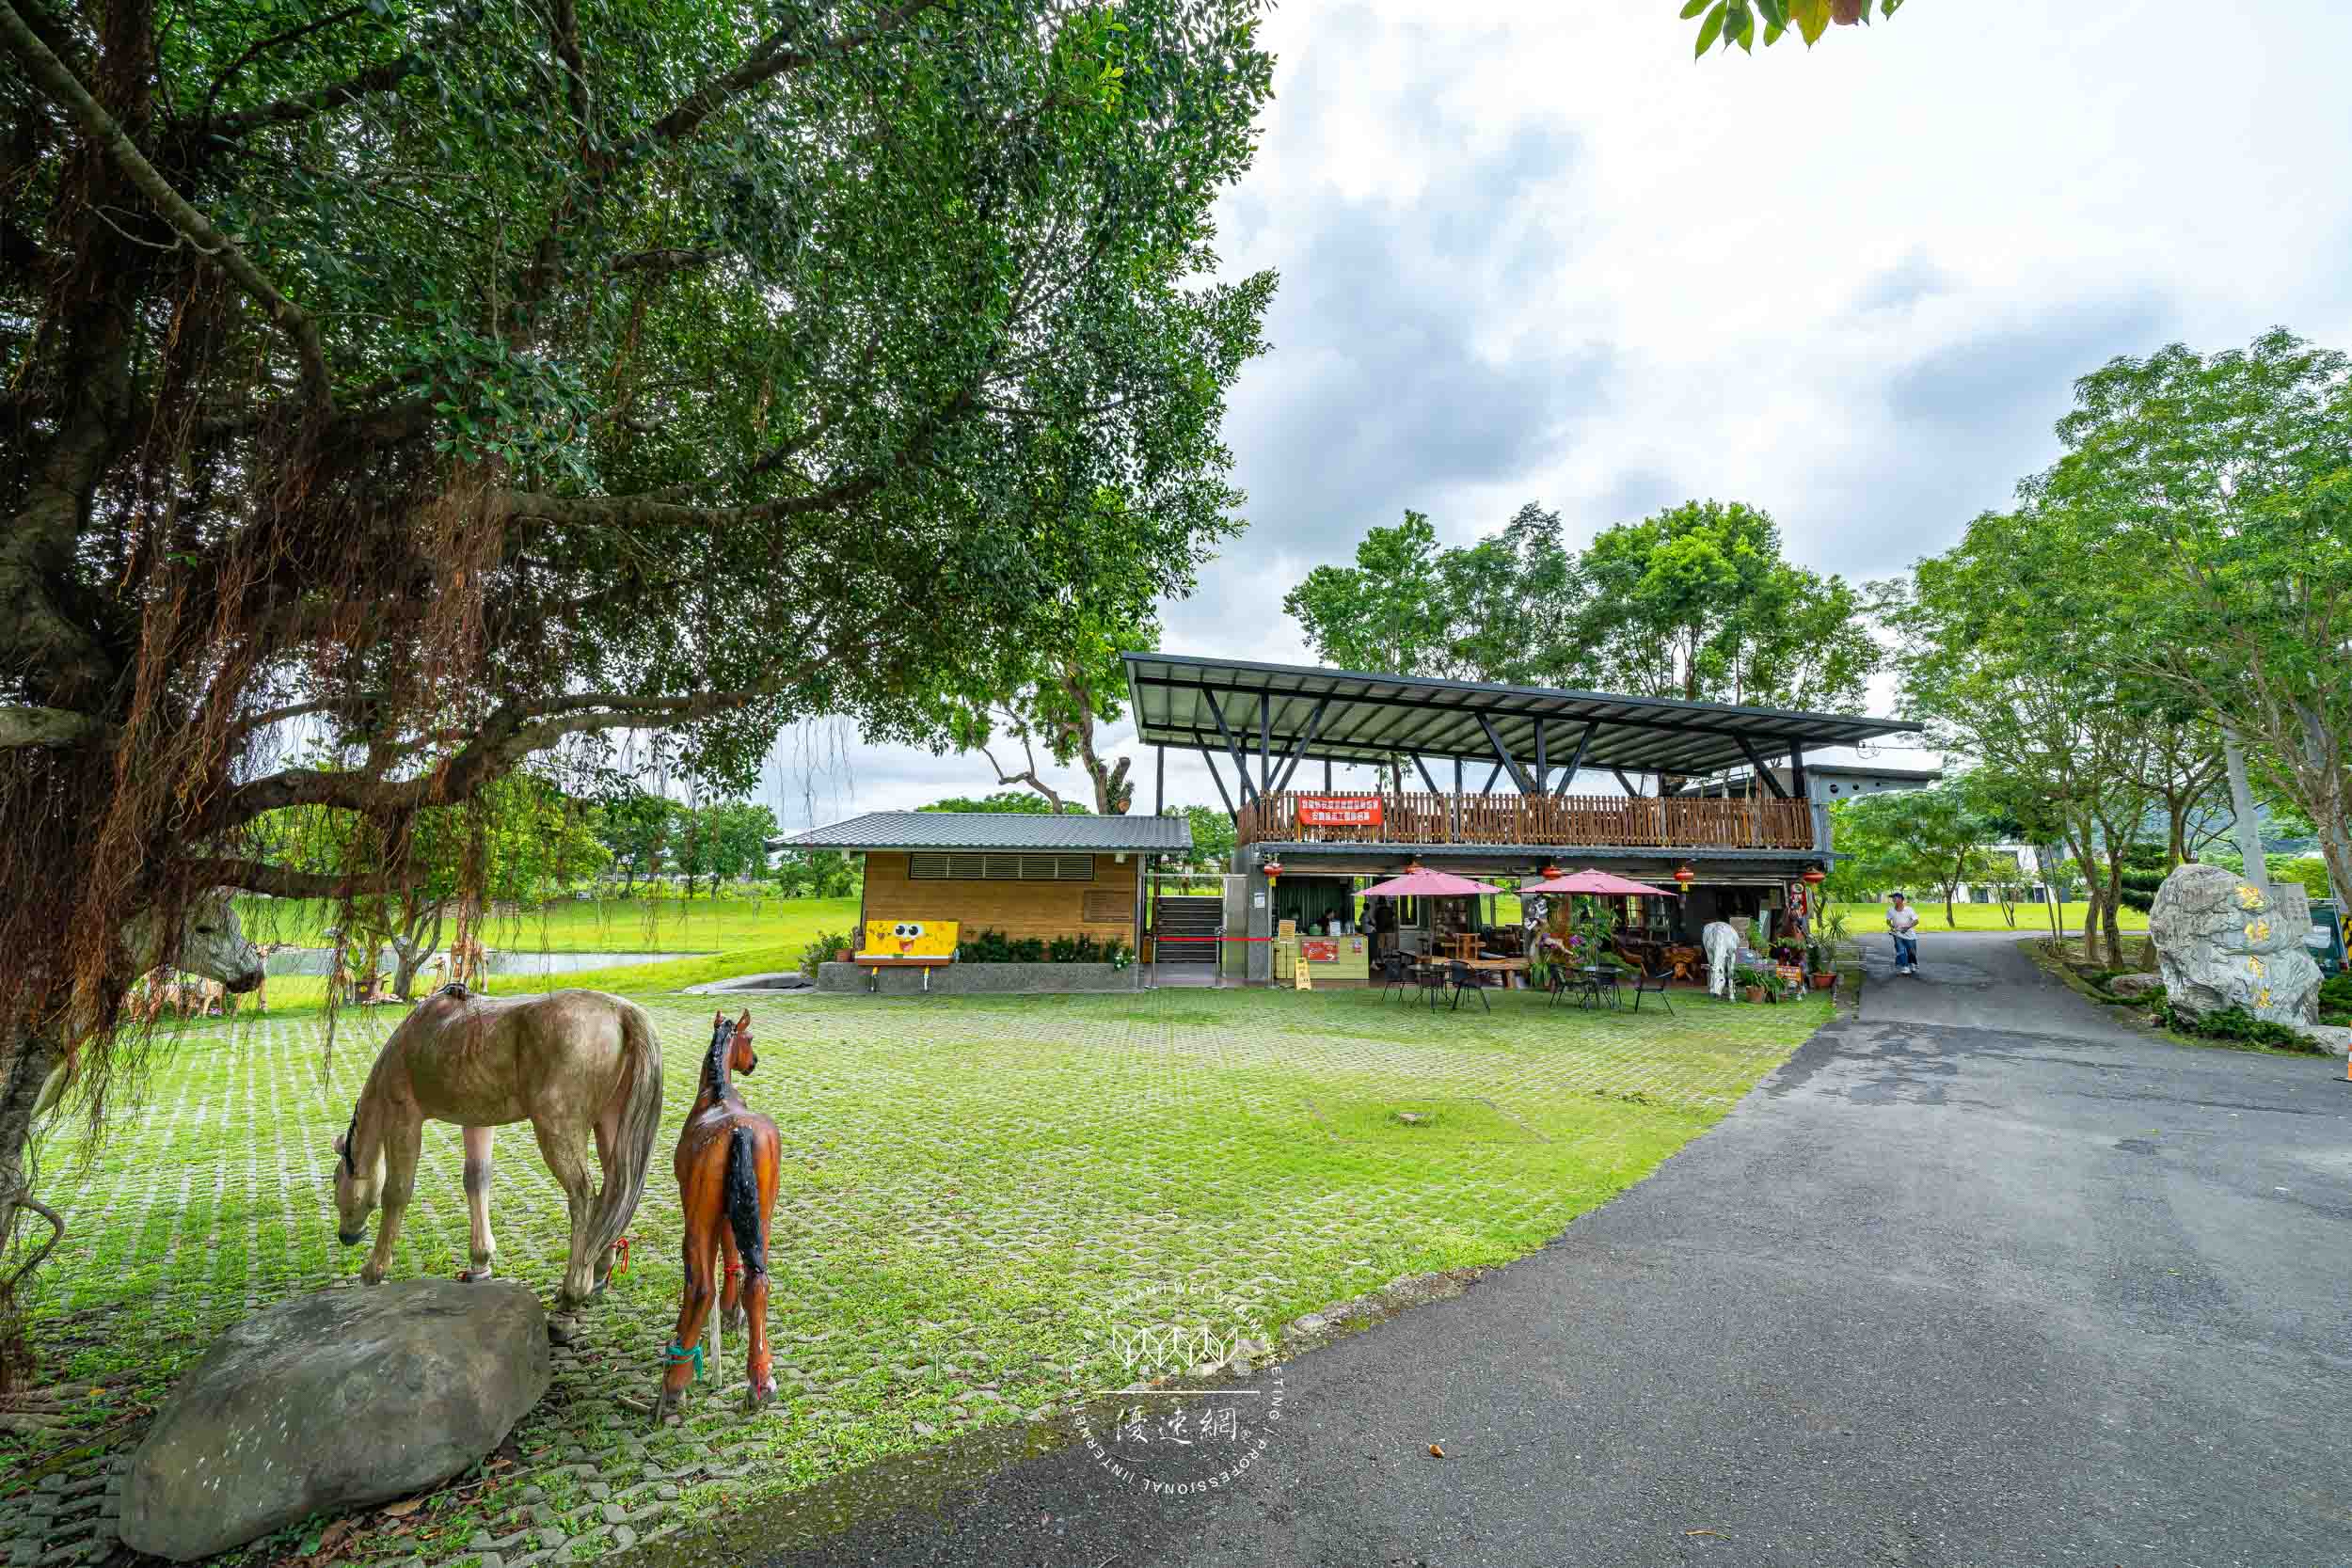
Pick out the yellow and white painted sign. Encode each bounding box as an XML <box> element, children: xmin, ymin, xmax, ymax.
<box><xmin>861</xmin><ymin>919</ymin><xmax>959</xmax><ymax>958</ymax></box>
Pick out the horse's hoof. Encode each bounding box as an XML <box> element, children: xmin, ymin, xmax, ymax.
<box><xmin>722</xmin><ymin>1307</ymin><xmax>747</xmax><ymax>1337</ymax></box>
<box><xmin>548</xmin><ymin>1316</ymin><xmax>577</xmax><ymax>1347</ymax></box>
<box><xmin>457</xmin><ymin>1265</ymin><xmax>493</xmax><ymax>1284</ymax></box>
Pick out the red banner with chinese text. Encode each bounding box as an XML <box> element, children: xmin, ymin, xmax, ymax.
<box><xmin>1296</xmin><ymin>796</ymin><xmax>1384</xmax><ymax>828</ymax></box>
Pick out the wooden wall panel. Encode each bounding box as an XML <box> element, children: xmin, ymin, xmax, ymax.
<box><xmin>860</xmin><ymin>853</ymin><xmax>1139</xmax><ymax>944</ymax></box>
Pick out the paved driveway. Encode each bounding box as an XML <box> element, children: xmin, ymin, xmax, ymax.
<box><xmin>746</xmin><ymin>933</ymin><xmax>2352</xmax><ymax>1568</ymax></box>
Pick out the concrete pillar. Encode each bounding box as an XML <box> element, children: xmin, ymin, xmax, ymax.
<box><xmin>1232</xmin><ymin>847</ymin><xmax>1272</xmax><ymax>984</ymax></box>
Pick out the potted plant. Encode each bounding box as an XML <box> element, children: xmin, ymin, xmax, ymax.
<box><xmin>1733</xmin><ymin>966</ymin><xmax>1767</xmax><ymax>1004</ymax></box>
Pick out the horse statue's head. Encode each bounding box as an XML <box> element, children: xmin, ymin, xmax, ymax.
<box><xmin>125</xmin><ymin>891</ymin><xmax>266</xmax><ymax>992</ymax></box>
<box><xmin>704</xmin><ymin>1008</ymin><xmax>755</xmax><ymax>1095</ymax></box>
<box><xmin>331</xmin><ymin>1104</ymin><xmax>382</xmax><ymax>1247</ymax></box>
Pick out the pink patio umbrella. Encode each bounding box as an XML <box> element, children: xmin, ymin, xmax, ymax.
<box><xmin>1357</xmin><ymin>863</ymin><xmax>1509</xmax><ymax>899</ymax></box>
<box><xmin>1518</xmin><ymin>867</ymin><xmax>1682</xmax><ymax>898</ymax></box>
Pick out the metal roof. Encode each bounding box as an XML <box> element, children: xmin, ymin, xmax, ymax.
<box><xmin>775</xmin><ymin>811</ymin><xmax>1192</xmax><ymax>854</ymax></box>
<box><xmin>1122</xmin><ymin>653</ymin><xmax>1920</xmax><ymax>783</ymax></box>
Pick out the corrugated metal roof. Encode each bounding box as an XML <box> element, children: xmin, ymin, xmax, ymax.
<box><xmin>774</xmin><ymin>812</ymin><xmax>1193</xmax><ymax>853</ymax></box>
<box><xmin>1121</xmin><ymin>652</ymin><xmax>1919</xmax><ymax>782</ymax></box>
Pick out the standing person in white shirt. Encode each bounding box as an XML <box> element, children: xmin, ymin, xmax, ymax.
<box><xmin>1885</xmin><ymin>893</ymin><xmax>1921</xmax><ymax>975</ymax></box>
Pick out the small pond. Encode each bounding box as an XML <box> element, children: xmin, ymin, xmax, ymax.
<box><xmin>263</xmin><ymin>948</ymin><xmax>700</xmax><ymax>977</ymax></box>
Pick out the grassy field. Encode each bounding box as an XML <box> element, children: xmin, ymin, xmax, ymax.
<box><xmin>7</xmin><ymin>980</ymin><xmax>1831</xmax><ymax>1566</ymax></box>
<box><xmin>231</xmin><ymin>894</ymin><xmax>866</xmax><ymax>955</ymax></box>
<box><xmin>1826</xmin><ymin>899</ymin><xmax>2148</xmax><ymax>935</ymax></box>
<box><xmin>228</xmin><ymin>942</ymin><xmax>835</xmax><ymax>1022</ymax></box>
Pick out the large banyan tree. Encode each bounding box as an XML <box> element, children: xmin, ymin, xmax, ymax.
<box><xmin>0</xmin><ymin>0</ymin><xmax>1273</xmax><ymax>1363</ymax></box>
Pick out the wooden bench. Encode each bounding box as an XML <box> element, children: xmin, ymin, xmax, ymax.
<box><xmin>850</xmin><ymin>954</ymin><xmax>955</xmax><ymax>992</ymax></box>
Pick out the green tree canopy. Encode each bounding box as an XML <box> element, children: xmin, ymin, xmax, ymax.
<box><xmin>1283</xmin><ymin>498</ymin><xmax>1881</xmax><ymax>715</ymax></box>
<box><xmin>2025</xmin><ymin>329</ymin><xmax>2352</xmax><ymax>911</ymax></box>
<box><xmin>1826</xmin><ymin>777</ymin><xmax>2006</xmax><ymax>928</ymax></box>
<box><xmin>1166</xmin><ymin>803</ymin><xmax>1235</xmax><ymax>874</ymax></box>
<box><xmin>1682</xmin><ymin>0</ymin><xmax>1906</xmax><ymax>57</ymax></box>
<box><xmin>921</xmin><ymin>600</ymin><xmax>1146</xmax><ymax>815</ymax></box>
<box><xmin>256</xmin><ymin>771</ymin><xmax>608</xmax><ymax>995</ymax></box>
<box><xmin>0</xmin><ymin>0</ymin><xmax>1277</xmax><ymax>1340</ymax></box>
<box><xmin>1281</xmin><ymin>512</ymin><xmax>1459</xmax><ymax>677</ymax></box>
<box><xmin>920</xmin><ymin>792</ymin><xmax>1089</xmax><ymax>815</ymax></box>
<box><xmin>1572</xmin><ymin>500</ymin><xmax>1880</xmax><ymax>709</ymax></box>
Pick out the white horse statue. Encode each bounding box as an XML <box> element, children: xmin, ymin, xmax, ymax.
<box><xmin>1701</xmin><ymin>919</ymin><xmax>1740</xmax><ymax>1000</ymax></box>
<box><xmin>332</xmin><ymin>986</ymin><xmax>664</xmax><ymax>1307</ymax></box>
<box><xmin>32</xmin><ymin>891</ymin><xmax>265</xmax><ymax>1120</ymax></box>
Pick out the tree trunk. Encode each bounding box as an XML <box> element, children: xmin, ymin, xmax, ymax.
<box><xmin>2101</xmin><ymin>859</ymin><xmax>2125</xmax><ymax>962</ymax></box>
<box><xmin>0</xmin><ymin>1024</ymin><xmax>67</xmax><ymax>1285</ymax></box>
<box><xmin>2079</xmin><ymin>887</ymin><xmax>2105</xmax><ymax>967</ymax></box>
<box><xmin>2221</xmin><ymin>726</ymin><xmax>2267</xmax><ymax>892</ymax></box>
<box><xmin>389</xmin><ymin>904</ymin><xmax>445</xmax><ymax>1000</ymax></box>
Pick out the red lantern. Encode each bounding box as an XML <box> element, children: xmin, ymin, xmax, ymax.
<box><xmin>1673</xmin><ymin>863</ymin><xmax>1696</xmax><ymax>887</ymax></box>
<box><xmin>1263</xmin><ymin>858</ymin><xmax>1283</xmax><ymax>891</ymax></box>
<box><xmin>1539</xmin><ymin>863</ymin><xmax>1565</xmax><ymax>880</ymax></box>
<box><xmin>1801</xmin><ymin>865</ymin><xmax>1827</xmax><ymax>886</ymax></box>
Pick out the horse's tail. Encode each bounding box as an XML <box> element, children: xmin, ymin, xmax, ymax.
<box><xmin>723</xmin><ymin>1126</ymin><xmax>767</xmax><ymax>1282</ymax></box>
<box><xmin>586</xmin><ymin>998</ymin><xmax>663</xmax><ymax>1267</ymax></box>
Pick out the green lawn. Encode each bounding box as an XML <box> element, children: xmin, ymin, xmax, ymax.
<box><xmin>232</xmin><ymin>893</ymin><xmax>865</xmax><ymax>955</ymax></box>
<box><xmin>1826</xmin><ymin>899</ymin><xmax>2148</xmax><ymax>935</ymax></box>
<box><xmin>8</xmin><ymin>980</ymin><xmax>1831</xmax><ymax>1565</ymax></box>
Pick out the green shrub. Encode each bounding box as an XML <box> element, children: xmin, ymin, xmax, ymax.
<box><xmin>798</xmin><ymin>928</ymin><xmax>854</xmax><ymax>976</ymax></box>
<box><xmin>1010</xmin><ymin>937</ymin><xmax>1046</xmax><ymax>964</ymax></box>
<box><xmin>2158</xmin><ymin>1002</ymin><xmax>2328</xmax><ymax>1053</ymax></box>
<box><xmin>2321</xmin><ymin>974</ymin><xmax>2352</xmax><ymax>1012</ymax></box>
<box><xmin>961</xmin><ymin>927</ymin><xmax>1013</xmax><ymax>963</ymax></box>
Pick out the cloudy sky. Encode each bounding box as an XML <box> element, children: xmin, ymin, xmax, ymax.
<box><xmin>766</xmin><ymin>0</ymin><xmax>2352</xmax><ymax>830</ymax></box>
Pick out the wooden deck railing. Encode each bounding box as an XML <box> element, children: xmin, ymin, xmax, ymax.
<box><xmin>1234</xmin><ymin>791</ymin><xmax>1815</xmax><ymax>851</ymax></box>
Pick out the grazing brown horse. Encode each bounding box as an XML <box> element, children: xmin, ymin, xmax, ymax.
<box><xmin>333</xmin><ymin>986</ymin><xmax>664</xmax><ymax>1307</ymax></box>
<box><xmin>657</xmin><ymin>1009</ymin><xmax>780</xmax><ymax>1419</ymax></box>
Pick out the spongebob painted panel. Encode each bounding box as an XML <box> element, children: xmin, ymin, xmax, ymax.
<box><xmin>861</xmin><ymin>919</ymin><xmax>960</xmax><ymax>959</ymax></box>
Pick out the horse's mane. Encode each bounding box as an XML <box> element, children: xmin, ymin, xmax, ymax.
<box><xmin>700</xmin><ymin>1023</ymin><xmax>734</xmax><ymax>1106</ymax></box>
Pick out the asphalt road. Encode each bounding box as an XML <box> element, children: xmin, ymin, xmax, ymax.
<box><xmin>737</xmin><ymin>932</ymin><xmax>2352</xmax><ymax>1568</ymax></box>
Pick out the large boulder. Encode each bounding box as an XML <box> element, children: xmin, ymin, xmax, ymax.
<box><xmin>2147</xmin><ymin>863</ymin><xmax>2323</xmax><ymax>1027</ymax></box>
<box><xmin>121</xmin><ymin>1279</ymin><xmax>548</xmax><ymax>1560</ymax></box>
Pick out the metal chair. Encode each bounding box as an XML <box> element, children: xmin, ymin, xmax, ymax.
<box><xmin>1445</xmin><ymin>959</ymin><xmax>1490</xmax><ymax>1013</ymax></box>
<box><xmin>1378</xmin><ymin>951</ymin><xmax>1412</xmax><ymax>1002</ymax></box>
<box><xmin>1629</xmin><ymin>956</ymin><xmax>1676</xmax><ymax>1015</ymax></box>
<box><xmin>1417</xmin><ymin>958</ymin><xmax>1449</xmax><ymax>1010</ymax></box>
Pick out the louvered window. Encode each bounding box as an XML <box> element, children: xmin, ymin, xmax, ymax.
<box><xmin>907</xmin><ymin>852</ymin><xmax>1094</xmax><ymax>881</ymax></box>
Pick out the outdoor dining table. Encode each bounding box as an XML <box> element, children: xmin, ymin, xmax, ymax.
<box><xmin>1463</xmin><ymin>956</ymin><xmax>1529</xmax><ymax>990</ymax></box>
<box><xmin>1562</xmin><ymin>964</ymin><xmax>1625</xmax><ymax>1009</ymax></box>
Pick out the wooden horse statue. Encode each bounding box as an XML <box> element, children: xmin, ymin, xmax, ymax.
<box><xmin>332</xmin><ymin>986</ymin><xmax>664</xmax><ymax>1308</ymax></box>
<box><xmin>657</xmin><ymin>1009</ymin><xmax>780</xmax><ymax>1419</ymax></box>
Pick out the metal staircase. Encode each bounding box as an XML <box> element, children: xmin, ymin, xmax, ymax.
<box><xmin>1151</xmin><ymin>895</ymin><xmax>1222</xmax><ymax>966</ymax></box>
